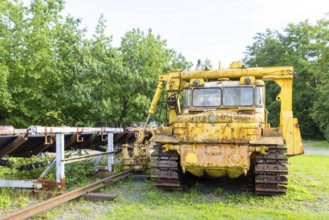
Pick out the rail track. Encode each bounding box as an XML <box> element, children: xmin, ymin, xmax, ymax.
<box><xmin>0</xmin><ymin>170</ymin><xmax>132</xmax><ymax>220</ymax></box>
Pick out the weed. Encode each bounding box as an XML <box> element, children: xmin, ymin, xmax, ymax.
<box><xmin>213</xmin><ymin>187</ymin><xmax>223</xmax><ymax>196</ymax></box>
<box><xmin>0</xmin><ymin>188</ymin><xmax>11</xmax><ymax>209</ymax></box>
<box><xmin>78</xmin><ymin>206</ymin><xmax>94</xmax><ymax>214</ymax></box>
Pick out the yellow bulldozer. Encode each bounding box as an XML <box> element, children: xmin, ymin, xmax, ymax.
<box><xmin>123</xmin><ymin>62</ymin><xmax>304</xmax><ymax>195</ymax></box>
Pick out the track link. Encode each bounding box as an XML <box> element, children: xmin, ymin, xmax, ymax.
<box><xmin>254</xmin><ymin>145</ymin><xmax>288</xmax><ymax>195</ymax></box>
<box><xmin>151</xmin><ymin>144</ymin><xmax>182</xmax><ymax>189</ymax></box>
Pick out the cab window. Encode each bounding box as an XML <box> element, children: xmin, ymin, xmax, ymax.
<box><xmin>192</xmin><ymin>88</ymin><xmax>221</xmax><ymax>107</ymax></box>
<box><xmin>223</xmin><ymin>87</ymin><xmax>253</xmax><ymax>106</ymax></box>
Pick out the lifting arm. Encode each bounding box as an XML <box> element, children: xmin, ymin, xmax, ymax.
<box><xmin>146</xmin><ymin>65</ymin><xmax>303</xmax><ymax>155</ymax></box>
<box><xmin>148</xmin><ymin>75</ymin><xmax>168</xmax><ymax>115</ymax></box>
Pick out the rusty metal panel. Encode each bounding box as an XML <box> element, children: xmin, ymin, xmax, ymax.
<box><xmin>27</xmin><ymin>126</ymin><xmax>123</xmax><ymax>134</ymax></box>
<box><xmin>0</xmin><ymin>127</ymin><xmax>127</xmax><ymax>158</ymax></box>
<box><xmin>152</xmin><ymin>135</ymin><xmax>179</xmax><ymax>143</ymax></box>
<box><xmin>172</xmin><ymin>111</ymin><xmax>262</xmax><ymax>144</ymax></box>
<box><xmin>83</xmin><ymin>193</ymin><xmax>118</xmax><ymax>202</ymax></box>
<box><xmin>177</xmin><ymin>144</ymin><xmax>250</xmax><ymax>178</ymax></box>
<box><xmin>0</xmin><ymin>126</ymin><xmax>15</xmax><ymax>135</ymax></box>
<box><xmin>0</xmin><ymin>135</ymin><xmax>27</xmax><ymax>158</ymax></box>
<box><xmin>249</xmin><ymin>136</ymin><xmax>284</xmax><ymax>145</ymax></box>
<box><xmin>263</xmin><ymin>127</ymin><xmax>282</xmax><ymax>137</ymax></box>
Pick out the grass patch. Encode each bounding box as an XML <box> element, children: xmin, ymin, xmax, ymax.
<box><xmin>0</xmin><ymin>188</ymin><xmax>37</xmax><ymax>214</ymax></box>
<box><xmin>96</xmin><ymin>155</ymin><xmax>329</xmax><ymax>220</ymax></box>
<box><xmin>0</xmin><ymin>157</ymin><xmax>115</xmax><ymax>217</ymax></box>
<box><xmin>1</xmin><ymin>155</ymin><xmax>329</xmax><ymax>219</ymax></box>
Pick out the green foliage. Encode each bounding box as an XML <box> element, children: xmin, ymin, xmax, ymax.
<box><xmin>64</xmin><ymin>161</ymin><xmax>96</xmax><ymax>188</ymax></box>
<box><xmin>0</xmin><ymin>0</ymin><xmax>191</xmax><ymax>128</ymax></box>
<box><xmin>4</xmin><ymin>156</ymin><xmax>53</xmax><ymax>179</ymax></box>
<box><xmin>312</xmin><ymin>77</ymin><xmax>329</xmax><ymax>141</ymax></box>
<box><xmin>0</xmin><ymin>188</ymin><xmax>11</xmax><ymax>209</ymax></box>
<box><xmin>3</xmin><ymin>156</ymin><xmax>97</xmax><ymax>188</ymax></box>
<box><xmin>0</xmin><ymin>187</ymin><xmax>31</xmax><ymax>211</ymax></box>
<box><xmin>244</xmin><ymin>17</ymin><xmax>329</xmax><ymax>140</ymax></box>
<box><xmin>115</xmin><ymin>28</ymin><xmax>191</xmax><ymax>125</ymax></box>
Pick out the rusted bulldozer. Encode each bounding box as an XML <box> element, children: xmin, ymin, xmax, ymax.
<box><xmin>123</xmin><ymin>62</ymin><xmax>303</xmax><ymax>195</ymax></box>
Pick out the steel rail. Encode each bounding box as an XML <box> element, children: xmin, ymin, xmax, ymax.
<box><xmin>27</xmin><ymin>126</ymin><xmax>123</xmax><ymax>134</ymax></box>
<box><xmin>0</xmin><ymin>170</ymin><xmax>133</xmax><ymax>220</ymax></box>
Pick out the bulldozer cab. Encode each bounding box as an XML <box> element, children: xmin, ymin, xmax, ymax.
<box><xmin>181</xmin><ymin>80</ymin><xmax>267</xmax><ymax>125</ymax></box>
<box><xmin>183</xmin><ymin>81</ymin><xmax>264</xmax><ymax>108</ymax></box>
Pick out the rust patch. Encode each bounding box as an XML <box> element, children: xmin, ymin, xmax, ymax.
<box><xmin>0</xmin><ymin>135</ymin><xmax>28</xmax><ymax>158</ymax></box>
<box><xmin>60</xmin><ymin>177</ymin><xmax>66</xmax><ymax>189</ymax></box>
<box><xmin>263</xmin><ymin>127</ymin><xmax>282</xmax><ymax>137</ymax></box>
<box><xmin>152</xmin><ymin>134</ymin><xmax>180</xmax><ymax>143</ymax></box>
<box><xmin>37</xmin><ymin>180</ymin><xmax>57</xmax><ymax>190</ymax></box>
<box><xmin>0</xmin><ymin>126</ymin><xmax>15</xmax><ymax>135</ymax></box>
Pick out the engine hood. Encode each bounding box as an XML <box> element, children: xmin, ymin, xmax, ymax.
<box><xmin>175</xmin><ymin>111</ymin><xmax>260</xmax><ymax>124</ymax></box>
<box><xmin>171</xmin><ymin>111</ymin><xmax>262</xmax><ymax>144</ymax></box>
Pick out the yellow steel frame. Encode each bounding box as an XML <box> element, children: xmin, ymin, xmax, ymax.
<box><xmin>148</xmin><ymin>64</ymin><xmax>303</xmax><ymax>156</ymax></box>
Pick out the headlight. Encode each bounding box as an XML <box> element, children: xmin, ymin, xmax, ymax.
<box><xmin>209</xmin><ymin>114</ymin><xmax>216</xmax><ymax>123</ymax></box>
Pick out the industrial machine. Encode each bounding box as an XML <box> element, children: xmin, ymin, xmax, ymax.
<box><xmin>123</xmin><ymin>62</ymin><xmax>304</xmax><ymax>195</ymax></box>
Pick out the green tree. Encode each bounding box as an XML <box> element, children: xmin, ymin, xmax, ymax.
<box><xmin>116</xmin><ymin>28</ymin><xmax>191</xmax><ymax>125</ymax></box>
<box><xmin>0</xmin><ymin>0</ymin><xmax>192</xmax><ymax>128</ymax></box>
<box><xmin>243</xmin><ymin>29</ymin><xmax>286</xmax><ymax>127</ymax></box>
<box><xmin>244</xmin><ymin>17</ymin><xmax>329</xmax><ymax>139</ymax></box>
<box><xmin>310</xmin><ymin>17</ymin><xmax>329</xmax><ymax>140</ymax></box>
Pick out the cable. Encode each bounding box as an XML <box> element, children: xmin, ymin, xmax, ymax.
<box><xmin>0</xmin><ymin>159</ymin><xmax>14</xmax><ymax>168</ymax></box>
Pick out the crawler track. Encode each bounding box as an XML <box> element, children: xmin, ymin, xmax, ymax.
<box><xmin>254</xmin><ymin>145</ymin><xmax>288</xmax><ymax>195</ymax></box>
<box><xmin>151</xmin><ymin>144</ymin><xmax>182</xmax><ymax>189</ymax></box>
<box><xmin>0</xmin><ymin>170</ymin><xmax>132</xmax><ymax>220</ymax></box>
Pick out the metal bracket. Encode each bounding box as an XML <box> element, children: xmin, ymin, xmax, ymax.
<box><xmin>76</xmin><ymin>128</ymin><xmax>84</xmax><ymax>142</ymax></box>
<box><xmin>100</xmin><ymin>128</ymin><xmax>107</xmax><ymax>141</ymax></box>
<box><xmin>44</xmin><ymin>127</ymin><xmax>54</xmax><ymax>145</ymax></box>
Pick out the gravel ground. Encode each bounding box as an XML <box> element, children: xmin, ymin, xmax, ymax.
<box><xmin>303</xmin><ymin>141</ymin><xmax>329</xmax><ymax>155</ymax></box>
<box><xmin>47</xmin><ymin>200</ymin><xmax>118</xmax><ymax>220</ymax></box>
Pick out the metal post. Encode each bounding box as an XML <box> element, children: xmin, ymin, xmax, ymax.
<box><xmin>107</xmin><ymin>133</ymin><xmax>114</xmax><ymax>172</ymax></box>
<box><xmin>94</xmin><ymin>155</ymin><xmax>105</xmax><ymax>172</ymax></box>
<box><xmin>56</xmin><ymin>133</ymin><xmax>65</xmax><ymax>189</ymax></box>
<box><xmin>39</xmin><ymin>158</ymin><xmax>56</xmax><ymax>179</ymax></box>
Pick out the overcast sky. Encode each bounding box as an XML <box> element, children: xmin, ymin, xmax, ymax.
<box><xmin>60</xmin><ymin>0</ymin><xmax>329</xmax><ymax>68</ymax></box>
